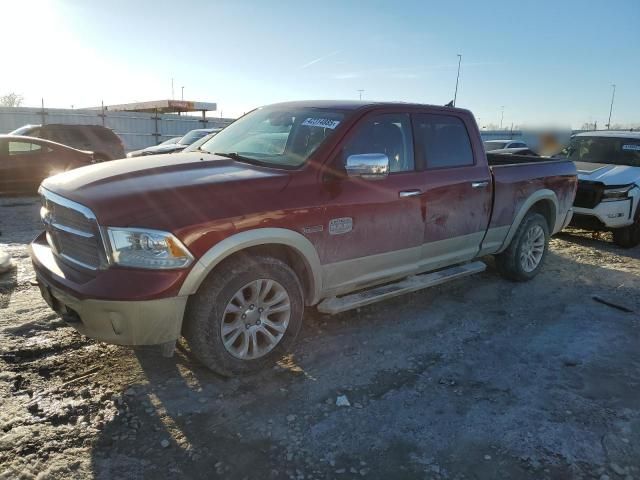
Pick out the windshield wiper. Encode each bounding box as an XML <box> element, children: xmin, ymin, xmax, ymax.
<box><xmin>214</xmin><ymin>152</ymin><xmax>257</xmax><ymax>164</ymax></box>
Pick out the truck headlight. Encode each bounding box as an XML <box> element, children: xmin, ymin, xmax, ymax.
<box><xmin>602</xmin><ymin>184</ymin><xmax>635</xmax><ymax>202</ymax></box>
<box><xmin>106</xmin><ymin>228</ymin><xmax>194</xmax><ymax>269</ymax></box>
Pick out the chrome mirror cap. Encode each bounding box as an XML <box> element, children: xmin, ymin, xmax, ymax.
<box><xmin>345</xmin><ymin>153</ymin><xmax>389</xmax><ymax>180</ymax></box>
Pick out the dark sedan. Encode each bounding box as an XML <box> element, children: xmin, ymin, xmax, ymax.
<box><xmin>0</xmin><ymin>135</ymin><xmax>94</xmax><ymax>195</ymax></box>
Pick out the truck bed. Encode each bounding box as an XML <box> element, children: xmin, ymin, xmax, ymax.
<box><xmin>486</xmin><ymin>154</ymin><xmax>577</xmax><ymax>237</ymax></box>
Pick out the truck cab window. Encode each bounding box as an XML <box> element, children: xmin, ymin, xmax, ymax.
<box><xmin>414</xmin><ymin>114</ymin><xmax>474</xmax><ymax>168</ymax></box>
<box><xmin>343</xmin><ymin>113</ymin><xmax>414</xmax><ymax>172</ymax></box>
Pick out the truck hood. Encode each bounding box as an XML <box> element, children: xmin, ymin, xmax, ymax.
<box><xmin>41</xmin><ymin>152</ymin><xmax>290</xmax><ymax>228</ymax></box>
<box><xmin>575</xmin><ymin>161</ymin><xmax>640</xmax><ymax>186</ymax></box>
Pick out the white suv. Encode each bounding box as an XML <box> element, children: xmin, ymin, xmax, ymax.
<box><xmin>567</xmin><ymin>131</ymin><xmax>640</xmax><ymax>247</ymax></box>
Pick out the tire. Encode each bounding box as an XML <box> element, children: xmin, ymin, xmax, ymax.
<box><xmin>183</xmin><ymin>255</ymin><xmax>304</xmax><ymax>376</ymax></box>
<box><xmin>495</xmin><ymin>212</ymin><xmax>550</xmax><ymax>282</ymax></box>
<box><xmin>612</xmin><ymin>218</ymin><xmax>640</xmax><ymax>248</ymax></box>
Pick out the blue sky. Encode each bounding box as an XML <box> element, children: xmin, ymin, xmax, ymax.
<box><xmin>2</xmin><ymin>0</ymin><xmax>638</xmax><ymax>127</ymax></box>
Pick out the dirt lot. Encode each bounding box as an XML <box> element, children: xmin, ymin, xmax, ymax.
<box><xmin>1</xmin><ymin>196</ymin><xmax>639</xmax><ymax>480</ymax></box>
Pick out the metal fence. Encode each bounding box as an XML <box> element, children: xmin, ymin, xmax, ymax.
<box><xmin>0</xmin><ymin>106</ymin><xmax>234</xmax><ymax>152</ymax></box>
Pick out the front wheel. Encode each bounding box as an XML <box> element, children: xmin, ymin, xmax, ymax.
<box><xmin>183</xmin><ymin>255</ymin><xmax>304</xmax><ymax>376</ymax></box>
<box><xmin>495</xmin><ymin>212</ymin><xmax>550</xmax><ymax>282</ymax></box>
<box><xmin>612</xmin><ymin>218</ymin><xmax>640</xmax><ymax>248</ymax></box>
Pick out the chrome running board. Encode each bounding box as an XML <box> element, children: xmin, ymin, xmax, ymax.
<box><xmin>317</xmin><ymin>261</ymin><xmax>486</xmax><ymax>314</ymax></box>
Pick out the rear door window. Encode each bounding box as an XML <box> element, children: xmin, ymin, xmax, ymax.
<box><xmin>413</xmin><ymin>114</ymin><xmax>474</xmax><ymax>169</ymax></box>
<box><xmin>8</xmin><ymin>142</ymin><xmax>43</xmax><ymax>155</ymax></box>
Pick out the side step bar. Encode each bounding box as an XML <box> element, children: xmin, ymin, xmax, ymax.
<box><xmin>317</xmin><ymin>261</ymin><xmax>486</xmax><ymax>314</ymax></box>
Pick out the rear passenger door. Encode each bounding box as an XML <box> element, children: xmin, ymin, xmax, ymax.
<box><xmin>1</xmin><ymin>140</ymin><xmax>50</xmax><ymax>193</ymax></box>
<box><xmin>412</xmin><ymin>113</ymin><xmax>492</xmax><ymax>270</ymax></box>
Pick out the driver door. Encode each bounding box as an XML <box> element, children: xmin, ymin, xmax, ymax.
<box><xmin>319</xmin><ymin>112</ymin><xmax>427</xmax><ymax>295</ymax></box>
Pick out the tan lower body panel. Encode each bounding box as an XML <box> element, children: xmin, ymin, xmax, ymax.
<box><xmin>320</xmin><ymin>231</ymin><xmax>501</xmax><ymax>298</ymax></box>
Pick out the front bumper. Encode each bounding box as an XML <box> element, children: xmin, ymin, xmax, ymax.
<box><xmin>573</xmin><ymin>198</ymin><xmax>635</xmax><ymax>229</ymax></box>
<box><xmin>30</xmin><ymin>233</ymin><xmax>189</xmax><ymax>345</ymax></box>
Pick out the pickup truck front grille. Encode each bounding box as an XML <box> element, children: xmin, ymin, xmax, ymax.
<box><xmin>40</xmin><ymin>190</ymin><xmax>106</xmax><ymax>270</ymax></box>
<box><xmin>574</xmin><ymin>181</ymin><xmax>604</xmax><ymax>209</ymax></box>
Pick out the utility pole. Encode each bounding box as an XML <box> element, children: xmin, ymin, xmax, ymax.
<box><xmin>453</xmin><ymin>54</ymin><xmax>462</xmax><ymax>106</ymax></box>
<box><xmin>171</xmin><ymin>78</ymin><xmax>174</xmax><ymax>99</ymax></box>
<box><xmin>181</xmin><ymin>86</ymin><xmax>184</xmax><ymax>101</ymax></box>
<box><xmin>607</xmin><ymin>84</ymin><xmax>616</xmax><ymax>130</ymax></box>
<box><xmin>500</xmin><ymin>106</ymin><xmax>505</xmax><ymax>129</ymax></box>
<box><xmin>357</xmin><ymin>89</ymin><xmax>364</xmax><ymax>100</ymax></box>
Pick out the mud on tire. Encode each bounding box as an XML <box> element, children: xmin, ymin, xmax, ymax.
<box><xmin>495</xmin><ymin>212</ymin><xmax>550</xmax><ymax>282</ymax></box>
<box><xmin>183</xmin><ymin>255</ymin><xmax>304</xmax><ymax>376</ymax></box>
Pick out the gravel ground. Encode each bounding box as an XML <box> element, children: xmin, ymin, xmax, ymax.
<box><xmin>1</xmin><ymin>196</ymin><xmax>639</xmax><ymax>480</ymax></box>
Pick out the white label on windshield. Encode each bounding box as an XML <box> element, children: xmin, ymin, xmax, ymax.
<box><xmin>302</xmin><ymin>118</ymin><xmax>341</xmax><ymax>129</ymax></box>
<box><xmin>622</xmin><ymin>144</ymin><xmax>640</xmax><ymax>151</ymax></box>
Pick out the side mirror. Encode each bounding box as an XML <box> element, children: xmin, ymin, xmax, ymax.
<box><xmin>345</xmin><ymin>153</ymin><xmax>389</xmax><ymax>180</ymax></box>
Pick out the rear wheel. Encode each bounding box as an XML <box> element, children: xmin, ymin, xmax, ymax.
<box><xmin>183</xmin><ymin>255</ymin><xmax>304</xmax><ymax>376</ymax></box>
<box><xmin>495</xmin><ymin>212</ymin><xmax>549</xmax><ymax>282</ymax></box>
<box><xmin>612</xmin><ymin>218</ymin><xmax>640</xmax><ymax>248</ymax></box>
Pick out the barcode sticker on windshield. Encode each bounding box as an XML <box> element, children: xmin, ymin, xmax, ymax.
<box><xmin>302</xmin><ymin>118</ymin><xmax>341</xmax><ymax>129</ymax></box>
<box><xmin>622</xmin><ymin>144</ymin><xmax>640</xmax><ymax>151</ymax></box>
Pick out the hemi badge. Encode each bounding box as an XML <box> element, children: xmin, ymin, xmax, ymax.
<box><xmin>302</xmin><ymin>225</ymin><xmax>324</xmax><ymax>234</ymax></box>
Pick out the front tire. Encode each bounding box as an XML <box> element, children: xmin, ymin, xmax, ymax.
<box><xmin>612</xmin><ymin>218</ymin><xmax>640</xmax><ymax>248</ymax></box>
<box><xmin>495</xmin><ymin>212</ymin><xmax>550</xmax><ymax>282</ymax></box>
<box><xmin>183</xmin><ymin>255</ymin><xmax>304</xmax><ymax>376</ymax></box>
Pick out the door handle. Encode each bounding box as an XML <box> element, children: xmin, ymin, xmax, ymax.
<box><xmin>471</xmin><ymin>181</ymin><xmax>489</xmax><ymax>188</ymax></box>
<box><xmin>399</xmin><ymin>190</ymin><xmax>422</xmax><ymax>198</ymax></box>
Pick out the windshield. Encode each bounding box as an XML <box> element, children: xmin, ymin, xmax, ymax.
<box><xmin>567</xmin><ymin>136</ymin><xmax>640</xmax><ymax>167</ymax></box>
<box><xmin>178</xmin><ymin>129</ymin><xmax>212</xmax><ymax>145</ymax></box>
<box><xmin>484</xmin><ymin>141</ymin><xmax>508</xmax><ymax>151</ymax></box>
<box><xmin>159</xmin><ymin>137</ymin><xmax>181</xmax><ymax>145</ymax></box>
<box><xmin>199</xmin><ymin>106</ymin><xmax>345</xmax><ymax>167</ymax></box>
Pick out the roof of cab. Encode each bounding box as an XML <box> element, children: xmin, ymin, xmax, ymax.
<box><xmin>263</xmin><ymin>100</ymin><xmax>471</xmax><ymax>113</ymax></box>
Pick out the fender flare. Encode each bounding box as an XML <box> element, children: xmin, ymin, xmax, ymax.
<box><xmin>498</xmin><ymin>189</ymin><xmax>559</xmax><ymax>252</ymax></box>
<box><xmin>178</xmin><ymin>228</ymin><xmax>323</xmax><ymax>305</ymax></box>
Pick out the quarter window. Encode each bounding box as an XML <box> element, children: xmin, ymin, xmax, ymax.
<box><xmin>8</xmin><ymin>142</ymin><xmax>42</xmax><ymax>155</ymax></box>
<box><xmin>414</xmin><ymin>114</ymin><xmax>474</xmax><ymax>168</ymax></box>
<box><xmin>343</xmin><ymin>113</ymin><xmax>415</xmax><ymax>172</ymax></box>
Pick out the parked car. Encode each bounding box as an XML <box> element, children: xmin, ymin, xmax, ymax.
<box><xmin>565</xmin><ymin>131</ymin><xmax>640</xmax><ymax>247</ymax></box>
<box><xmin>126</xmin><ymin>128</ymin><xmax>221</xmax><ymax>157</ymax></box>
<box><xmin>30</xmin><ymin>101</ymin><xmax>577</xmax><ymax>375</ymax></box>
<box><xmin>484</xmin><ymin>139</ymin><xmax>528</xmax><ymax>151</ymax></box>
<box><xmin>0</xmin><ymin>135</ymin><xmax>93</xmax><ymax>195</ymax></box>
<box><xmin>10</xmin><ymin>124</ymin><xmax>124</xmax><ymax>161</ymax></box>
<box><xmin>182</xmin><ymin>130</ymin><xmax>223</xmax><ymax>153</ymax></box>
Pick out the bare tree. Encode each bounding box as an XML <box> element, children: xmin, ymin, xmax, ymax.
<box><xmin>0</xmin><ymin>93</ymin><xmax>24</xmax><ymax>107</ymax></box>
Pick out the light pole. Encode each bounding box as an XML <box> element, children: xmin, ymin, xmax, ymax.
<box><xmin>607</xmin><ymin>84</ymin><xmax>616</xmax><ymax>130</ymax></box>
<box><xmin>453</xmin><ymin>54</ymin><xmax>462</xmax><ymax>106</ymax></box>
<box><xmin>500</xmin><ymin>106</ymin><xmax>505</xmax><ymax>129</ymax></box>
<box><xmin>357</xmin><ymin>89</ymin><xmax>364</xmax><ymax>100</ymax></box>
<box><xmin>181</xmin><ymin>86</ymin><xmax>185</xmax><ymax>101</ymax></box>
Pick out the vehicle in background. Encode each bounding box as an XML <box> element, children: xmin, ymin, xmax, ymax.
<box><xmin>30</xmin><ymin>101</ymin><xmax>576</xmax><ymax>376</ymax></box>
<box><xmin>158</xmin><ymin>136</ymin><xmax>182</xmax><ymax>146</ymax></box>
<box><xmin>565</xmin><ymin>131</ymin><xmax>640</xmax><ymax>247</ymax></box>
<box><xmin>489</xmin><ymin>147</ymin><xmax>539</xmax><ymax>156</ymax></box>
<box><xmin>182</xmin><ymin>129</ymin><xmax>223</xmax><ymax>153</ymax></box>
<box><xmin>484</xmin><ymin>139</ymin><xmax>528</xmax><ymax>151</ymax></box>
<box><xmin>10</xmin><ymin>124</ymin><xmax>124</xmax><ymax>162</ymax></box>
<box><xmin>0</xmin><ymin>135</ymin><xmax>93</xmax><ymax>195</ymax></box>
<box><xmin>126</xmin><ymin>128</ymin><xmax>221</xmax><ymax>157</ymax></box>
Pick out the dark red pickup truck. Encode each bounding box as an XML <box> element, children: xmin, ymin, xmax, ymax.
<box><xmin>31</xmin><ymin>101</ymin><xmax>577</xmax><ymax>375</ymax></box>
